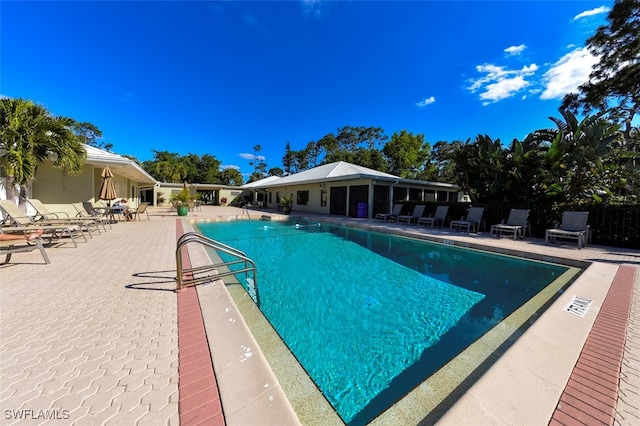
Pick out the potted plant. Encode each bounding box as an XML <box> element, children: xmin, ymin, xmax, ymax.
<box><xmin>171</xmin><ymin>188</ymin><xmax>191</xmax><ymax>216</ymax></box>
<box><xmin>280</xmin><ymin>195</ymin><xmax>293</xmax><ymax>215</ymax></box>
<box><xmin>220</xmin><ymin>197</ymin><xmax>228</xmax><ymax>206</ymax></box>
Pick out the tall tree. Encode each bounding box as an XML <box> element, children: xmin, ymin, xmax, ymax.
<box><xmin>562</xmin><ymin>0</ymin><xmax>640</xmax><ymax>146</ymax></box>
<box><xmin>71</xmin><ymin>121</ymin><xmax>112</xmax><ymax>151</ymax></box>
<box><xmin>282</xmin><ymin>142</ymin><xmax>295</xmax><ymax>175</ymax></box>
<box><xmin>304</xmin><ymin>141</ymin><xmax>322</xmax><ymax>168</ymax></box>
<box><xmin>182</xmin><ymin>153</ymin><xmax>222</xmax><ymax>184</ymax></box>
<box><xmin>0</xmin><ymin>98</ymin><xmax>86</xmax><ymax>204</ymax></box>
<box><xmin>267</xmin><ymin>167</ymin><xmax>284</xmax><ymax>177</ymax></box>
<box><xmin>323</xmin><ymin>126</ymin><xmax>387</xmax><ymax>164</ymax></box>
<box><xmin>382</xmin><ymin>130</ymin><xmax>429</xmax><ymax>178</ymax></box>
<box><xmin>247</xmin><ymin>144</ymin><xmax>267</xmax><ymax>183</ymax></box>
<box><xmin>143</xmin><ymin>150</ymin><xmax>188</xmax><ymax>182</ymax></box>
<box><xmin>428</xmin><ymin>141</ymin><xmax>458</xmax><ymax>183</ymax></box>
<box><xmin>220</xmin><ymin>168</ymin><xmax>243</xmax><ymax>186</ymax></box>
<box><xmin>445</xmin><ymin>139</ymin><xmax>481</xmax><ymax>204</ymax></box>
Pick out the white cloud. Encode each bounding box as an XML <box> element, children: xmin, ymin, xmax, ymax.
<box><xmin>504</xmin><ymin>44</ymin><xmax>526</xmax><ymax>56</ymax></box>
<box><xmin>468</xmin><ymin>63</ymin><xmax>538</xmax><ymax>105</ymax></box>
<box><xmin>221</xmin><ymin>164</ymin><xmax>240</xmax><ymax>170</ymax></box>
<box><xmin>416</xmin><ymin>96</ymin><xmax>436</xmax><ymax>107</ymax></box>
<box><xmin>239</xmin><ymin>153</ymin><xmax>266</xmax><ymax>161</ymax></box>
<box><xmin>573</xmin><ymin>6</ymin><xmax>610</xmax><ymax>21</ymax></box>
<box><xmin>301</xmin><ymin>0</ymin><xmax>325</xmax><ymax>17</ymax></box>
<box><xmin>540</xmin><ymin>47</ymin><xmax>598</xmax><ymax>100</ymax></box>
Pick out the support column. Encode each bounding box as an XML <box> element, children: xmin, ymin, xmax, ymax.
<box><xmin>368</xmin><ymin>181</ymin><xmax>374</xmax><ymax>219</ymax></box>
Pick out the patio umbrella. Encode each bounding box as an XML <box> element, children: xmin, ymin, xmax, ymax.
<box><xmin>98</xmin><ymin>165</ymin><xmax>117</xmax><ymax>207</ymax></box>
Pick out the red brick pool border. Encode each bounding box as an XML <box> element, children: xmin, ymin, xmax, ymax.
<box><xmin>177</xmin><ymin>220</ymin><xmax>225</xmax><ymax>426</ymax></box>
<box><xmin>550</xmin><ymin>264</ymin><xmax>636</xmax><ymax>426</ymax></box>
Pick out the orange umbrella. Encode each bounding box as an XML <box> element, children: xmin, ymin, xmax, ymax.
<box><xmin>98</xmin><ymin>166</ymin><xmax>117</xmax><ymax>205</ymax></box>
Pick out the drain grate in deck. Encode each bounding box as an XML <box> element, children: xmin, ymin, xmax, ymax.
<box><xmin>564</xmin><ymin>295</ymin><xmax>593</xmax><ymax>317</ymax></box>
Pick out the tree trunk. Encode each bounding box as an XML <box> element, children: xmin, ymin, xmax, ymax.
<box><xmin>4</xmin><ymin>174</ymin><xmax>17</xmax><ymax>203</ymax></box>
<box><xmin>18</xmin><ymin>184</ymin><xmax>29</xmax><ymax>207</ymax></box>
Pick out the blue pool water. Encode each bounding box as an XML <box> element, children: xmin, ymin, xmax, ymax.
<box><xmin>197</xmin><ymin>220</ymin><xmax>568</xmax><ymax>425</ymax></box>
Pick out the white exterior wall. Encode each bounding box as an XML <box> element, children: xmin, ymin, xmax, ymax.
<box><xmin>30</xmin><ymin>162</ymin><xmax>143</xmax><ymax>216</ymax></box>
<box><xmin>265</xmin><ymin>178</ymin><xmax>375</xmax><ymax>216</ymax></box>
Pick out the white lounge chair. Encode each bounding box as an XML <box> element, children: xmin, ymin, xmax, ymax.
<box><xmin>417</xmin><ymin>206</ymin><xmax>449</xmax><ymax>228</ymax></box>
<box><xmin>396</xmin><ymin>205</ymin><xmax>426</xmax><ymax>225</ymax></box>
<box><xmin>28</xmin><ymin>199</ymin><xmax>106</xmax><ymax>235</ymax></box>
<box><xmin>490</xmin><ymin>209</ymin><xmax>530</xmax><ymax>240</ymax></box>
<box><xmin>450</xmin><ymin>207</ymin><xmax>485</xmax><ymax>233</ymax></box>
<box><xmin>0</xmin><ymin>200</ymin><xmax>86</xmax><ymax>247</ymax></box>
<box><xmin>375</xmin><ymin>204</ymin><xmax>402</xmax><ymax>222</ymax></box>
<box><xmin>545</xmin><ymin>211</ymin><xmax>590</xmax><ymax>249</ymax></box>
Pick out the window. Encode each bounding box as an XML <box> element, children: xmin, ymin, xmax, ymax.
<box><xmin>321</xmin><ymin>190</ymin><xmax>327</xmax><ymax>207</ymax></box>
<box><xmin>297</xmin><ymin>190</ymin><xmax>309</xmax><ymax>205</ymax></box>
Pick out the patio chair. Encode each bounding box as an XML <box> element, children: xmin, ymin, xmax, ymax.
<box><xmin>490</xmin><ymin>209</ymin><xmax>530</xmax><ymax>240</ymax></box>
<box><xmin>450</xmin><ymin>207</ymin><xmax>485</xmax><ymax>233</ymax></box>
<box><xmin>375</xmin><ymin>204</ymin><xmax>402</xmax><ymax>222</ymax></box>
<box><xmin>0</xmin><ymin>200</ymin><xmax>86</xmax><ymax>247</ymax></box>
<box><xmin>28</xmin><ymin>199</ymin><xmax>71</xmax><ymax>220</ymax></box>
<box><xmin>129</xmin><ymin>203</ymin><xmax>150</xmax><ymax>221</ymax></box>
<box><xmin>28</xmin><ymin>199</ymin><xmax>106</xmax><ymax>235</ymax></box>
<box><xmin>1</xmin><ymin>229</ymin><xmax>50</xmax><ymax>265</ymax></box>
<box><xmin>417</xmin><ymin>206</ymin><xmax>449</xmax><ymax>228</ymax></box>
<box><xmin>396</xmin><ymin>205</ymin><xmax>426</xmax><ymax>225</ymax></box>
<box><xmin>74</xmin><ymin>202</ymin><xmax>113</xmax><ymax>228</ymax></box>
<box><xmin>545</xmin><ymin>211</ymin><xmax>590</xmax><ymax>249</ymax></box>
<box><xmin>82</xmin><ymin>201</ymin><xmax>107</xmax><ymax>217</ymax></box>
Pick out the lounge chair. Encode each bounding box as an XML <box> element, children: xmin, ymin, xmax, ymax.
<box><xmin>74</xmin><ymin>203</ymin><xmax>113</xmax><ymax>228</ymax></box>
<box><xmin>417</xmin><ymin>206</ymin><xmax>449</xmax><ymax>228</ymax></box>
<box><xmin>1</xmin><ymin>230</ymin><xmax>50</xmax><ymax>264</ymax></box>
<box><xmin>375</xmin><ymin>204</ymin><xmax>402</xmax><ymax>222</ymax></box>
<box><xmin>28</xmin><ymin>199</ymin><xmax>106</xmax><ymax>234</ymax></box>
<box><xmin>0</xmin><ymin>200</ymin><xmax>86</xmax><ymax>247</ymax></box>
<box><xmin>545</xmin><ymin>211</ymin><xmax>590</xmax><ymax>249</ymax></box>
<box><xmin>396</xmin><ymin>205</ymin><xmax>426</xmax><ymax>225</ymax></box>
<box><xmin>450</xmin><ymin>207</ymin><xmax>485</xmax><ymax>233</ymax></box>
<box><xmin>490</xmin><ymin>209</ymin><xmax>530</xmax><ymax>240</ymax></box>
<box><xmin>22</xmin><ymin>199</ymin><xmax>97</xmax><ymax>238</ymax></box>
<box><xmin>129</xmin><ymin>203</ymin><xmax>150</xmax><ymax>221</ymax></box>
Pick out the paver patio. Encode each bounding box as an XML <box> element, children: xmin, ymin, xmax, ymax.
<box><xmin>0</xmin><ymin>205</ymin><xmax>638</xmax><ymax>425</ymax></box>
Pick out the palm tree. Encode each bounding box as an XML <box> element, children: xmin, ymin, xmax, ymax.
<box><xmin>528</xmin><ymin>109</ymin><xmax>623</xmax><ymax>202</ymax></box>
<box><xmin>0</xmin><ymin>98</ymin><xmax>86</xmax><ymax>204</ymax></box>
<box><xmin>446</xmin><ymin>139</ymin><xmax>481</xmax><ymax>203</ymax></box>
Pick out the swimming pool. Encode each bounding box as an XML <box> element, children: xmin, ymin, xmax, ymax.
<box><xmin>197</xmin><ymin>219</ymin><xmax>573</xmax><ymax>425</ymax></box>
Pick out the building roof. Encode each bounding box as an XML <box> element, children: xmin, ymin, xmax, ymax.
<box><xmin>250</xmin><ymin>161</ymin><xmax>401</xmax><ymax>189</ymax></box>
<box><xmin>242</xmin><ymin>175</ymin><xmax>282</xmax><ymax>188</ymax></box>
<box><xmin>244</xmin><ymin>161</ymin><xmax>460</xmax><ymax>191</ymax></box>
<box><xmin>84</xmin><ymin>145</ymin><xmax>157</xmax><ymax>186</ymax></box>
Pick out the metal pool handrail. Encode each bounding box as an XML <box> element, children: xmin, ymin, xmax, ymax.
<box><xmin>176</xmin><ymin>232</ymin><xmax>259</xmax><ymax>306</ymax></box>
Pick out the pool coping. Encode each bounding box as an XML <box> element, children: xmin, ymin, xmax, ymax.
<box><xmin>181</xmin><ymin>219</ymin><xmax>302</xmax><ymax>425</ymax></box>
<box><xmin>180</xmin><ymin>214</ymin><xmax>637</xmax><ymax>425</ymax></box>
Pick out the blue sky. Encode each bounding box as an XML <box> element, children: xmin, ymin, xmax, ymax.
<box><xmin>1</xmin><ymin>0</ymin><xmax>611</xmax><ymax>178</ymax></box>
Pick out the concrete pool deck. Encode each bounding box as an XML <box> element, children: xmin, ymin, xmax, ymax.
<box><xmin>0</xmin><ymin>205</ymin><xmax>638</xmax><ymax>425</ymax></box>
